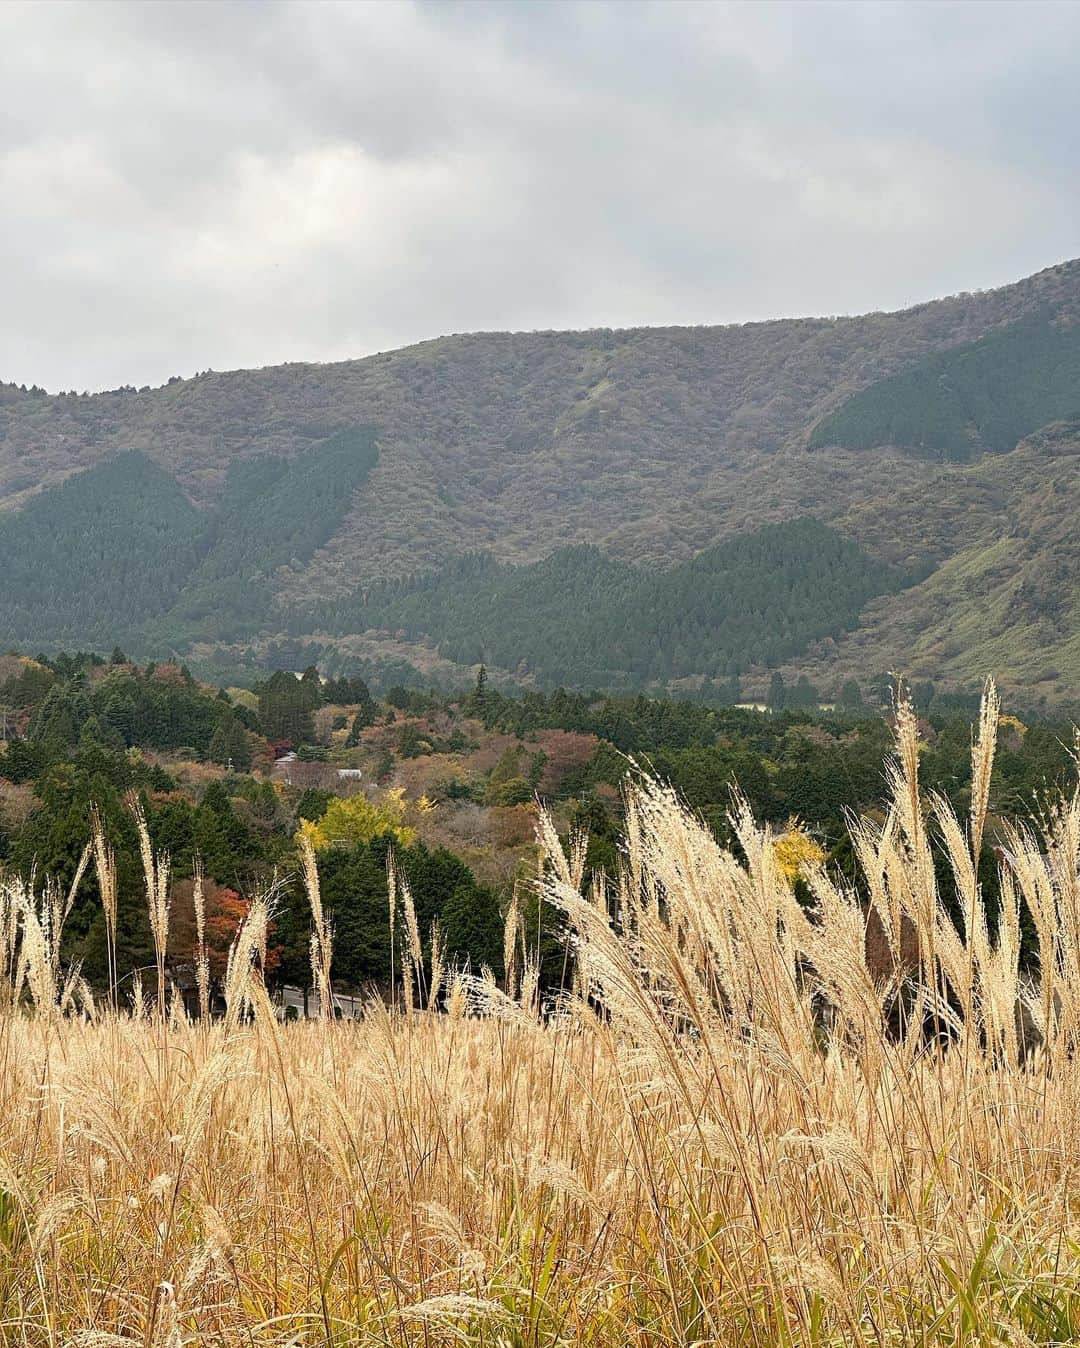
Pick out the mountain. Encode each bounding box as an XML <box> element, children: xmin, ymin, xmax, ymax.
<box><xmin>1</xmin><ymin>257</ymin><xmax>1079</xmax><ymax>700</ymax></box>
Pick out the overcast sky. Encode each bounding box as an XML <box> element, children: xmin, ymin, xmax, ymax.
<box><xmin>2</xmin><ymin>0</ymin><xmax>1079</xmax><ymax>392</ymax></box>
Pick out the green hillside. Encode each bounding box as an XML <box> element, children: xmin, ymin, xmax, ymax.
<box><xmin>769</xmin><ymin>419</ymin><xmax>1078</xmax><ymax>700</ymax></box>
<box><xmin>2</xmin><ymin>259</ymin><xmax>1080</xmax><ymax>698</ymax></box>
<box><xmin>312</xmin><ymin>520</ymin><xmax>906</xmax><ymax>687</ymax></box>
<box><xmin>155</xmin><ymin>426</ymin><xmax>378</xmax><ymax>640</ymax></box>
<box><xmin>0</xmin><ymin>428</ymin><xmax>377</xmax><ymax>649</ymax></box>
<box><xmin>810</xmin><ymin>310</ymin><xmax>1080</xmax><ymax>460</ymax></box>
<box><xmin>0</xmin><ymin>452</ymin><xmax>202</xmax><ymax>646</ymax></box>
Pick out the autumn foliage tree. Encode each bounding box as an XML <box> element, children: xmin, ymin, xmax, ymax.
<box><xmin>169</xmin><ymin>876</ymin><xmax>282</xmax><ymax>980</ymax></box>
<box><xmin>297</xmin><ymin>788</ymin><xmax>418</xmax><ymax>851</ymax></box>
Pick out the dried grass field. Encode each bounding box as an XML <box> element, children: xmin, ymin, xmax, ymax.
<box><xmin>3</xmin><ymin>686</ymin><xmax>1080</xmax><ymax>1346</ymax></box>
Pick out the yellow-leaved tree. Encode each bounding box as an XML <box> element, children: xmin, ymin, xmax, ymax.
<box><xmin>297</xmin><ymin>788</ymin><xmax>417</xmax><ymax>850</ymax></box>
<box><xmin>772</xmin><ymin>824</ymin><xmax>826</xmax><ymax>885</ymax></box>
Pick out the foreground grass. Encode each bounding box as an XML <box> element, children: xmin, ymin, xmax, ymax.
<box><xmin>3</xmin><ymin>684</ymin><xmax>1080</xmax><ymax>1345</ymax></box>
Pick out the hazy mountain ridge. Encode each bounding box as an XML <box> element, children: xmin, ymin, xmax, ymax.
<box><xmin>2</xmin><ymin>258</ymin><xmax>1079</xmax><ymax>696</ymax></box>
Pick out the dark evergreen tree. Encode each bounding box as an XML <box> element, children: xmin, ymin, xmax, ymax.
<box><xmin>257</xmin><ymin>670</ymin><xmax>317</xmax><ymax>745</ymax></box>
<box><xmin>29</xmin><ymin>684</ymin><xmax>88</xmax><ymax>752</ymax></box>
<box><xmin>838</xmin><ymin>678</ymin><xmax>863</xmax><ymax>709</ymax></box>
<box><xmin>208</xmin><ymin>710</ymin><xmax>252</xmax><ymax>770</ymax></box>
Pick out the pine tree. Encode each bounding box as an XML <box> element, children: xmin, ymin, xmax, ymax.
<box><xmin>208</xmin><ymin>710</ymin><xmax>252</xmax><ymax>770</ymax></box>
<box><xmin>464</xmin><ymin>664</ymin><xmax>492</xmax><ymax>724</ymax></box>
<box><xmin>258</xmin><ymin>670</ymin><xmax>316</xmax><ymax>745</ymax></box>
<box><xmin>344</xmin><ymin>678</ymin><xmax>377</xmax><ymax>744</ymax></box>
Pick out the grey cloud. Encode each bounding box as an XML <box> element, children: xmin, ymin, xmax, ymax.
<box><xmin>0</xmin><ymin>0</ymin><xmax>1078</xmax><ymax>392</ymax></box>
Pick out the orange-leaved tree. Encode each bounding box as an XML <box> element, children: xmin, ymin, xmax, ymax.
<box><xmin>169</xmin><ymin>877</ymin><xmax>283</xmax><ymax>980</ymax></box>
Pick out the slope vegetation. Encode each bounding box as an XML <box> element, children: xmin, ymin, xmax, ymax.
<box><xmin>792</xmin><ymin>420</ymin><xmax>1080</xmax><ymax>701</ymax></box>
<box><xmin>810</xmin><ymin>311</ymin><xmax>1080</xmax><ymax>460</ymax></box>
<box><xmin>0</xmin><ymin>428</ymin><xmax>377</xmax><ymax>648</ymax></box>
<box><xmin>1</xmin><ymin>258</ymin><xmax>1079</xmax><ymax>695</ymax></box>
<box><xmin>311</xmin><ymin>520</ymin><xmax>907</xmax><ymax>687</ymax></box>
<box><xmin>1</xmin><ymin>259</ymin><xmax>1076</xmax><ymax>591</ymax></box>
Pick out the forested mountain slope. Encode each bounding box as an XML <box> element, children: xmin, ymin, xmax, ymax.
<box><xmin>810</xmin><ymin>310</ymin><xmax>1080</xmax><ymax>460</ymax></box>
<box><xmin>1</xmin><ymin>258</ymin><xmax>1079</xmax><ymax>697</ymax></box>
<box><xmin>791</xmin><ymin>419</ymin><xmax>1080</xmax><ymax>701</ymax></box>
<box><xmin>0</xmin><ymin>429</ymin><xmax>377</xmax><ymax>648</ymax></box>
<box><xmin>308</xmin><ymin>520</ymin><xmax>908</xmax><ymax>688</ymax></box>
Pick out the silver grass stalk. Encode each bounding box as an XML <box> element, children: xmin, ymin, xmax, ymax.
<box><xmin>192</xmin><ymin>855</ymin><xmax>210</xmax><ymax>1021</ymax></box>
<box><xmin>389</xmin><ymin>848</ymin><xmax>424</xmax><ymax>1009</ymax></box>
<box><xmin>128</xmin><ymin>793</ymin><xmax>171</xmax><ymax>1023</ymax></box>
<box><xmin>223</xmin><ymin>894</ymin><xmax>271</xmax><ymax>1032</ymax></box>
<box><xmin>387</xmin><ymin>851</ymin><xmax>397</xmax><ymax>1014</ymax></box>
<box><xmin>428</xmin><ymin>918</ymin><xmax>447</xmax><ymax>1010</ymax></box>
<box><xmin>299</xmin><ymin>834</ymin><xmax>333</xmax><ymax>1022</ymax></box>
<box><xmin>63</xmin><ymin>843</ymin><xmax>92</xmax><ymax>931</ymax></box>
<box><xmin>0</xmin><ymin>880</ymin><xmax>18</xmax><ymax>1010</ymax></box>
<box><xmin>503</xmin><ymin>883</ymin><xmax>520</xmax><ymax>1001</ymax></box>
<box><xmin>89</xmin><ymin>806</ymin><xmax>118</xmax><ymax>1013</ymax></box>
<box><xmin>970</xmin><ymin>677</ymin><xmax>1000</xmax><ymax>864</ymax></box>
<box><xmin>16</xmin><ymin>886</ymin><xmax>55</xmax><ymax>1018</ymax></box>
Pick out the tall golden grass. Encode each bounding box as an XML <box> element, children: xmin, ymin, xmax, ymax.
<box><xmin>2</xmin><ymin>683</ymin><xmax>1080</xmax><ymax>1344</ymax></box>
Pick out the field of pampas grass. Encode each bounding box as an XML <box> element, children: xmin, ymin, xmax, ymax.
<box><xmin>5</xmin><ymin>684</ymin><xmax>1080</xmax><ymax>1345</ymax></box>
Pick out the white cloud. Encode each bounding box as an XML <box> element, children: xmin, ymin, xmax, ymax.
<box><xmin>0</xmin><ymin>0</ymin><xmax>1077</xmax><ymax>391</ymax></box>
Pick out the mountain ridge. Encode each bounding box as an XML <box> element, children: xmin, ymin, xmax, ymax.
<box><xmin>6</xmin><ymin>256</ymin><xmax>1078</xmax><ymax>400</ymax></box>
<box><xmin>2</xmin><ymin>257</ymin><xmax>1079</xmax><ymax>698</ymax></box>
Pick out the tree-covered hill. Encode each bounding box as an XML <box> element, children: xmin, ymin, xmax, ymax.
<box><xmin>1</xmin><ymin>258</ymin><xmax>1077</xmax><ymax>592</ymax></box>
<box><xmin>0</xmin><ymin>452</ymin><xmax>202</xmax><ymax>647</ymax></box>
<box><xmin>787</xmin><ymin>422</ymin><xmax>1080</xmax><ymax>705</ymax></box>
<box><xmin>310</xmin><ymin>520</ymin><xmax>908</xmax><ymax>688</ymax></box>
<box><xmin>2</xmin><ymin>258</ymin><xmax>1080</xmax><ymax>697</ymax></box>
<box><xmin>809</xmin><ymin>310</ymin><xmax>1080</xmax><ymax>460</ymax></box>
<box><xmin>0</xmin><ymin>428</ymin><xmax>377</xmax><ymax>648</ymax></box>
